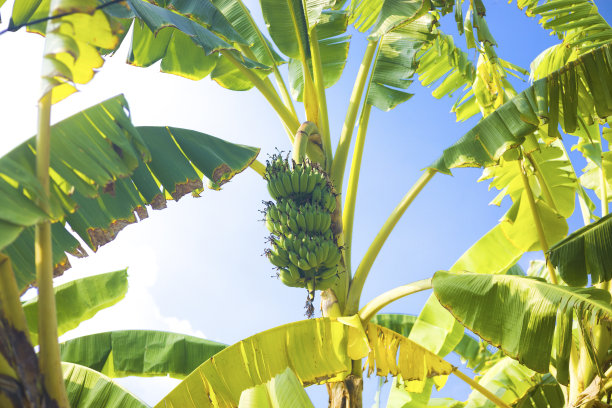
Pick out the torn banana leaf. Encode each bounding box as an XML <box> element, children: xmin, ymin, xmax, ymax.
<box><xmin>432</xmin><ymin>43</ymin><xmax>612</xmax><ymax>174</ymax></box>
<box><xmin>548</xmin><ymin>212</ymin><xmax>612</xmax><ymax>286</ymax></box>
<box><xmin>156</xmin><ymin>318</ymin><xmax>454</xmax><ymax>407</ymax></box>
<box><xmin>432</xmin><ymin>271</ymin><xmax>612</xmax><ymax>374</ymax></box>
<box><xmin>0</xmin><ymin>94</ymin><xmax>259</xmax><ymax>292</ymax></box>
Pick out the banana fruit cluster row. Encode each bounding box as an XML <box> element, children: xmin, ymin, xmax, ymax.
<box><xmin>263</xmin><ymin>154</ymin><xmax>341</xmax><ymax>297</ymax></box>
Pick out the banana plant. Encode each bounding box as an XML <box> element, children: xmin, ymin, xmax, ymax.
<box><xmin>2</xmin><ymin>0</ymin><xmax>612</xmax><ymax>407</ymax></box>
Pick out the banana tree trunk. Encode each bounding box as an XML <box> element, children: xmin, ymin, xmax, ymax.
<box><xmin>328</xmin><ymin>375</ymin><xmax>363</xmax><ymax>408</ymax></box>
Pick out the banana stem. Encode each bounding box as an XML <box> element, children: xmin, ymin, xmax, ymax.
<box><xmin>453</xmin><ymin>369</ymin><xmax>511</xmax><ymax>408</ymax></box>
<box><xmin>358</xmin><ymin>279</ymin><xmax>432</xmax><ymax>324</ymax></box>
<box><xmin>309</xmin><ymin>29</ymin><xmax>332</xmax><ymax>171</ymax></box>
<box><xmin>518</xmin><ymin>158</ymin><xmax>558</xmax><ymax>285</ymax></box>
<box><xmin>345</xmin><ymin>169</ymin><xmax>436</xmax><ymax>315</ymax></box>
<box><xmin>525</xmin><ymin>152</ymin><xmax>558</xmax><ymax>212</ymax></box>
<box><xmin>343</xmin><ymin>103</ymin><xmax>372</xmax><ymax>284</ymax></box>
<box><xmin>293</xmin><ymin>122</ymin><xmax>318</xmax><ymax>163</ymax></box>
<box><xmin>249</xmin><ymin>160</ymin><xmax>266</xmax><ymax>178</ymax></box>
<box><xmin>0</xmin><ymin>255</ymin><xmax>30</xmax><ymax>340</ymax></box>
<box><xmin>601</xmin><ymin>160</ymin><xmax>609</xmax><ymax>217</ymax></box>
<box><xmin>36</xmin><ymin>92</ymin><xmax>69</xmax><ymax>407</ymax></box>
<box><xmin>330</xmin><ymin>39</ymin><xmax>378</xmax><ymax>193</ymax></box>
<box><xmin>221</xmin><ymin>50</ymin><xmax>300</xmax><ymax>135</ymax></box>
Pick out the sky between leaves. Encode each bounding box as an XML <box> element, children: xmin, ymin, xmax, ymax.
<box><xmin>1</xmin><ymin>0</ymin><xmax>612</xmax><ymax>405</ymax></box>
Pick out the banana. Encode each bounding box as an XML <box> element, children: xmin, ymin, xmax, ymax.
<box><xmin>313</xmin><ymin>212</ymin><xmax>323</xmax><ymax>232</ymax></box>
<box><xmin>298</xmin><ymin>258</ymin><xmax>311</xmax><ymax>270</ymax></box>
<box><xmin>299</xmin><ymin>245</ymin><xmax>308</xmax><ymax>260</ymax></box>
<box><xmin>296</xmin><ymin>212</ymin><xmax>306</xmax><ymax>230</ymax></box>
<box><xmin>273</xmin><ymin>175</ymin><xmax>287</xmax><ymax>197</ymax></box>
<box><xmin>299</xmin><ymin>165</ymin><xmax>309</xmax><ymax>193</ymax></box>
<box><xmin>279</xmin><ymin>269</ymin><xmax>303</xmax><ymax>288</ymax></box>
<box><xmin>316</xmin><ymin>242</ymin><xmax>329</xmax><ymax>265</ymax></box>
<box><xmin>321</xmin><ymin>213</ymin><xmax>331</xmax><ymax>232</ymax></box>
<box><xmin>287</xmin><ymin>264</ymin><xmax>302</xmax><ymax>281</ymax></box>
<box><xmin>317</xmin><ymin>266</ymin><xmax>337</xmax><ymax>280</ymax></box>
<box><xmin>288</xmin><ymin>251</ymin><xmax>300</xmax><ymax>268</ymax></box>
<box><xmin>315</xmin><ymin>275</ymin><xmax>337</xmax><ymax>291</ymax></box>
<box><xmin>306</xmin><ymin>250</ymin><xmax>318</xmax><ymax>269</ymax></box>
<box><xmin>291</xmin><ymin>167</ymin><xmax>301</xmax><ymax>194</ymax></box>
<box><xmin>305</xmin><ymin>208</ymin><xmax>314</xmax><ymax>231</ymax></box>
<box><xmin>308</xmin><ymin>176</ymin><xmax>319</xmax><ymax>195</ymax></box>
<box><xmin>267</xmin><ymin>182</ymin><xmax>280</xmax><ymax>200</ymax></box>
<box><xmin>288</xmin><ymin>217</ymin><xmax>299</xmax><ymax>234</ymax></box>
<box><xmin>281</xmin><ymin>172</ymin><xmax>293</xmax><ymax>195</ymax></box>
<box><xmin>323</xmin><ymin>248</ymin><xmax>341</xmax><ymax>268</ymax></box>
<box><xmin>268</xmin><ymin>251</ymin><xmax>289</xmax><ymax>268</ymax></box>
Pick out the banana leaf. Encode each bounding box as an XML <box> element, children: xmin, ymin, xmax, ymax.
<box><xmin>386</xmin><ymin>377</ymin><xmax>464</xmax><ymax>408</ymax></box>
<box><xmin>0</xmin><ymin>95</ymin><xmax>259</xmax><ymax>292</ymax></box>
<box><xmin>372</xmin><ymin>313</ymin><xmax>495</xmax><ymax>373</ymax></box>
<box><xmin>480</xmin><ymin>140</ymin><xmax>578</xmax><ymax>219</ymax></box>
<box><xmin>464</xmin><ymin>358</ymin><xmax>563</xmax><ymax>408</ymax></box>
<box><xmin>289</xmin><ymin>10</ymin><xmax>351</xmax><ymax>101</ymax></box>
<box><xmin>431</xmin><ymin>43</ymin><xmax>612</xmax><ymax>175</ymax></box>
<box><xmin>156</xmin><ymin>318</ymin><xmax>454</xmax><ymax>407</ymax></box>
<box><xmin>10</xmin><ymin>0</ymin><xmax>270</xmax><ymax>96</ymax></box>
<box><xmin>512</xmin><ymin>0</ymin><xmax>612</xmax><ymax>56</ymax></box>
<box><xmin>23</xmin><ymin>270</ymin><xmax>128</xmax><ymax>346</ymax></box>
<box><xmin>365</xmin><ymin>14</ymin><xmax>435</xmax><ymax>111</ymax></box>
<box><xmin>432</xmin><ymin>271</ymin><xmax>612</xmax><ymax>374</ymax></box>
<box><xmin>63</xmin><ymin>362</ymin><xmax>149</xmax><ymax>408</ymax></box>
<box><xmin>59</xmin><ymin>330</ymin><xmax>226</xmax><ymax>379</ymax></box>
<box><xmin>259</xmin><ymin>0</ymin><xmax>310</xmax><ymax>60</ymax></box>
<box><xmin>238</xmin><ymin>367</ymin><xmax>314</xmax><ymax>408</ymax></box>
<box><xmin>548</xmin><ymin>212</ymin><xmax>612</xmax><ymax>286</ymax></box>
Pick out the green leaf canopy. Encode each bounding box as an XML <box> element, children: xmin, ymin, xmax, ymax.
<box><xmin>238</xmin><ymin>367</ymin><xmax>314</xmax><ymax>408</ymax></box>
<box><xmin>0</xmin><ymin>95</ymin><xmax>259</xmax><ymax>292</ymax></box>
<box><xmin>432</xmin><ymin>43</ymin><xmax>612</xmax><ymax>174</ymax></box>
<box><xmin>23</xmin><ymin>270</ymin><xmax>128</xmax><ymax>346</ymax></box>
<box><xmin>60</xmin><ymin>330</ymin><xmax>226</xmax><ymax>379</ymax></box>
<box><xmin>432</xmin><ymin>271</ymin><xmax>612</xmax><ymax>374</ymax></box>
<box><xmin>548</xmin><ymin>212</ymin><xmax>612</xmax><ymax>286</ymax></box>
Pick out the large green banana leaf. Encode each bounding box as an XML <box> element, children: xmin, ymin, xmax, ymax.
<box><xmin>432</xmin><ymin>271</ymin><xmax>612</xmax><ymax>374</ymax></box>
<box><xmin>23</xmin><ymin>270</ymin><xmax>128</xmax><ymax>346</ymax></box>
<box><xmin>62</xmin><ymin>362</ymin><xmax>149</xmax><ymax>408</ymax></box>
<box><xmin>59</xmin><ymin>330</ymin><xmax>226</xmax><ymax>379</ymax></box>
<box><xmin>548</xmin><ymin>212</ymin><xmax>612</xmax><ymax>286</ymax></box>
<box><xmin>372</xmin><ymin>313</ymin><xmax>495</xmax><ymax>373</ymax></box>
<box><xmin>480</xmin><ymin>140</ymin><xmax>578</xmax><ymax>218</ymax></box>
<box><xmin>259</xmin><ymin>0</ymin><xmax>310</xmax><ymax>60</ymax></box>
<box><xmin>10</xmin><ymin>0</ymin><xmax>271</xmax><ymax>95</ymax></box>
<box><xmin>464</xmin><ymin>357</ymin><xmax>563</xmax><ymax>408</ymax></box>
<box><xmin>0</xmin><ymin>94</ymin><xmax>259</xmax><ymax>292</ymax></box>
<box><xmin>349</xmin><ymin>0</ymin><xmax>429</xmax><ymax>35</ymax></box>
<box><xmin>156</xmin><ymin>318</ymin><xmax>454</xmax><ymax>407</ymax></box>
<box><xmin>238</xmin><ymin>367</ymin><xmax>314</xmax><ymax>408</ymax></box>
<box><xmin>288</xmin><ymin>10</ymin><xmax>351</xmax><ymax>101</ymax></box>
<box><xmin>385</xmin><ymin>377</ymin><xmax>463</xmax><ymax>408</ymax></box>
<box><xmin>364</xmin><ymin>14</ymin><xmax>435</xmax><ymax>111</ymax></box>
<box><xmin>432</xmin><ymin>43</ymin><xmax>612</xmax><ymax>175</ymax></box>
<box><xmin>513</xmin><ymin>0</ymin><xmax>612</xmax><ymax>56</ymax></box>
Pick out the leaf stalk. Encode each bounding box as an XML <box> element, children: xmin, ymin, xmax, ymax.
<box><xmin>330</xmin><ymin>39</ymin><xmax>378</xmax><ymax>192</ymax></box>
<box><xmin>358</xmin><ymin>278</ymin><xmax>432</xmax><ymax>324</ymax></box>
<box><xmin>36</xmin><ymin>92</ymin><xmax>69</xmax><ymax>407</ymax></box>
<box><xmin>220</xmin><ymin>50</ymin><xmax>300</xmax><ymax>135</ymax></box>
<box><xmin>518</xmin><ymin>158</ymin><xmax>558</xmax><ymax>285</ymax></box>
<box><xmin>345</xmin><ymin>168</ymin><xmax>436</xmax><ymax>314</ymax></box>
<box><xmin>309</xmin><ymin>29</ymin><xmax>332</xmax><ymax>171</ymax></box>
<box><xmin>452</xmin><ymin>368</ymin><xmax>511</xmax><ymax>408</ymax></box>
<box><xmin>342</xmin><ymin>103</ymin><xmax>372</xmax><ymax>283</ymax></box>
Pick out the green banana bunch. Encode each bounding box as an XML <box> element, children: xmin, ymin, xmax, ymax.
<box><xmin>263</xmin><ymin>153</ymin><xmax>342</xmax><ymax>317</ymax></box>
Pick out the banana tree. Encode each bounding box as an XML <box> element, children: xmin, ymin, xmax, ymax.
<box><xmin>1</xmin><ymin>0</ymin><xmax>612</xmax><ymax>407</ymax></box>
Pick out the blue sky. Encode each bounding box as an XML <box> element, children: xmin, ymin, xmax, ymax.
<box><xmin>1</xmin><ymin>0</ymin><xmax>612</xmax><ymax>406</ymax></box>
